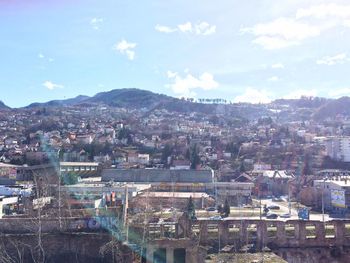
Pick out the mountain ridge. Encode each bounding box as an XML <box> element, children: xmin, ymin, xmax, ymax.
<box><xmin>5</xmin><ymin>88</ymin><xmax>350</xmax><ymax>121</ymax></box>
<box><xmin>23</xmin><ymin>88</ymin><xmax>338</xmax><ymax>109</ymax></box>
<box><xmin>26</xmin><ymin>95</ymin><xmax>90</xmax><ymax>108</ymax></box>
<box><xmin>21</xmin><ymin>88</ymin><xmax>272</xmax><ymax>118</ymax></box>
<box><xmin>312</xmin><ymin>96</ymin><xmax>350</xmax><ymax>121</ymax></box>
<box><xmin>0</xmin><ymin>101</ymin><xmax>10</xmax><ymax>109</ymax></box>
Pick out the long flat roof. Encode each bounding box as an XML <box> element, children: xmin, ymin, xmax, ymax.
<box><xmin>60</xmin><ymin>162</ymin><xmax>99</xmax><ymax>167</ymax></box>
<box><xmin>62</xmin><ymin>182</ymin><xmax>151</xmax><ymax>192</ymax></box>
<box><xmin>314</xmin><ymin>179</ymin><xmax>350</xmax><ymax>187</ymax></box>
<box><xmin>138</xmin><ymin>192</ymin><xmax>210</xmax><ymax>198</ymax></box>
<box><xmin>102</xmin><ymin>169</ymin><xmax>213</xmax><ymax>183</ymax></box>
<box><xmin>0</xmin><ymin>163</ymin><xmax>19</xmax><ymax>168</ymax></box>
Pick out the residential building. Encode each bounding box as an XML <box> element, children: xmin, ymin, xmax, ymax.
<box><xmin>326</xmin><ymin>136</ymin><xmax>350</xmax><ymax>162</ymax></box>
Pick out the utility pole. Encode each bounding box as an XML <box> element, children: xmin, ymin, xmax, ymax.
<box><xmin>123</xmin><ymin>184</ymin><xmax>129</xmax><ymax>243</ymax></box>
<box><xmin>259</xmin><ymin>185</ymin><xmax>262</xmax><ymax>220</ymax></box>
<box><xmin>322</xmin><ymin>178</ymin><xmax>325</xmax><ymax>224</ymax></box>
<box><xmin>288</xmin><ymin>181</ymin><xmax>291</xmax><ymax>215</ymax></box>
<box><xmin>56</xmin><ymin>151</ymin><xmax>62</xmax><ymax>229</ymax></box>
<box><xmin>259</xmin><ymin>184</ymin><xmax>264</xmax><ymax>263</ymax></box>
<box><xmin>58</xmin><ymin>171</ymin><xmax>62</xmax><ymax>229</ymax></box>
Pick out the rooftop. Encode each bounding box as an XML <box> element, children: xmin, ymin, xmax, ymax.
<box><xmin>60</xmin><ymin>162</ymin><xmax>99</xmax><ymax>167</ymax></box>
<box><xmin>102</xmin><ymin>169</ymin><xmax>214</xmax><ymax>183</ymax></box>
<box><xmin>315</xmin><ymin>179</ymin><xmax>350</xmax><ymax>188</ymax></box>
<box><xmin>138</xmin><ymin>191</ymin><xmax>210</xmax><ymax>199</ymax></box>
<box><xmin>263</xmin><ymin>170</ymin><xmax>293</xmax><ymax>179</ymax></box>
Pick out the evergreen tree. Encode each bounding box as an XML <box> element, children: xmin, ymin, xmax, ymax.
<box><xmin>61</xmin><ymin>172</ymin><xmax>79</xmax><ymax>185</ymax></box>
<box><xmin>217</xmin><ymin>204</ymin><xmax>223</xmax><ymax>213</ymax></box>
<box><xmin>186</xmin><ymin>196</ymin><xmax>196</xmax><ymax>220</ymax></box>
<box><xmin>239</xmin><ymin>161</ymin><xmax>246</xmax><ymax>173</ymax></box>
<box><xmin>189</xmin><ymin>144</ymin><xmax>200</xmax><ymax>170</ymax></box>
<box><xmin>302</xmin><ymin>154</ymin><xmax>312</xmax><ymax>176</ymax></box>
<box><xmin>223</xmin><ymin>198</ymin><xmax>230</xmax><ymax>217</ymax></box>
<box><xmin>161</xmin><ymin>144</ymin><xmax>173</xmax><ymax>164</ymax></box>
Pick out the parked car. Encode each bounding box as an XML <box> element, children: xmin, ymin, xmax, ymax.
<box><xmin>267</xmin><ymin>205</ymin><xmax>280</xmax><ymax>210</ymax></box>
<box><xmin>206</xmin><ymin>207</ymin><xmax>216</xmax><ymax>212</ymax></box>
<box><xmin>280</xmin><ymin>196</ymin><xmax>288</xmax><ymax>202</ymax></box>
<box><xmin>280</xmin><ymin>213</ymin><xmax>291</xmax><ymax>218</ymax></box>
<box><xmin>163</xmin><ymin>217</ymin><xmax>175</xmax><ymax>222</ymax></box>
<box><xmin>209</xmin><ymin>215</ymin><xmax>222</xmax><ymax>220</ymax></box>
<box><xmin>272</xmin><ymin>197</ymin><xmax>283</xmax><ymax>202</ymax></box>
<box><xmin>266</xmin><ymin>213</ymin><xmax>278</xmax><ymax>219</ymax></box>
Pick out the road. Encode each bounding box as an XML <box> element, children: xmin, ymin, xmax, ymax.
<box><xmin>195</xmin><ymin>199</ymin><xmax>338</xmax><ymax>222</ymax></box>
<box><xmin>259</xmin><ymin>198</ymin><xmax>335</xmax><ymax>221</ymax></box>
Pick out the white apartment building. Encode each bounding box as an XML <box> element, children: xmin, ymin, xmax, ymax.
<box><xmin>326</xmin><ymin>137</ymin><xmax>350</xmax><ymax>162</ymax></box>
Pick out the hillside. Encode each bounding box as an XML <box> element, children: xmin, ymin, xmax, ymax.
<box><xmin>312</xmin><ymin>96</ymin><xmax>350</xmax><ymax>121</ymax></box>
<box><xmin>273</xmin><ymin>97</ymin><xmax>330</xmax><ymax>108</ymax></box>
<box><xmin>26</xmin><ymin>95</ymin><xmax>90</xmax><ymax>108</ymax></box>
<box><xmin>23</xmin><ymin>88</ymin><xmax>270</xmax><ymax>119</ymax></box>
<box><xmin>84</xmin><ymin>88</ymin><xmax>175</xmax><ymax>108</ymax></box>
<box><xmin>0</xmin><ymin>101</ymin><xmax>10</xmax><ymax>109</ymax></box>
<box><xmin>85</xmin><ymin>88</ymin><xmax>270</xmax><ymax>118</ymax></box>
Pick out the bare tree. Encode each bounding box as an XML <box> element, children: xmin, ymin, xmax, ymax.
<box><xmin>0</xmin><ymin>236</ymin><xmax>25</xmax><ymax>263</ymax></box>
<box><xmin>99</xmin><ymin>237</ymin><xmax>124</xmax><ymax>263</ymax></box>
<box><xmin>29</xmin><ymin>175</ymin><xmax>47</xmax><ymax>263</ymax></box>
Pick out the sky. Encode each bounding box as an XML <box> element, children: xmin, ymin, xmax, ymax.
<box><xmin>1</xmin><ymin>0</ymin><xmax>350</xmax><ymax>107</ymax></box>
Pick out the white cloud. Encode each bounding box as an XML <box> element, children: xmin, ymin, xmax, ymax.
<box><xmin>328</xmin><ymin>88</ymin><xmax>350</xmax><ymax>98</ymax></box>
<box><xmin>296</xmin><ymin>4</ymin><xmax>350</xmax><ymax>20</ymax></box>
<box><xmin>268</xmin><ymin>76</ymin><xmax>279</xmax><ymax>82</ymax></box>
<box><xmin>155</xmin><ymin>24</ymin><xmax>177</xmax><ymax>33</ymax></box>
<box><xmin>166</xmin><ymin>71</ymin><xmax>219</xmax><ymax>97</ymax></box>
<box><xmin>156</xmin><ymin>21</ymin><xmax>216</xmax><ymax>36</ymax></box>
<box><xmin>113</xmin><ymin>39</ymin><xmax>137</xmax><ymax>60</ymax></box>
<box><xmin>253</xmin><ymin>36</ymin><xmax>298</xmax><ymax>49</ymax></box>
<box><xmin>241</xmin><ymin>4</ymin><xmax>350</xmax><ymax>50</ymax></box>
<box><xmin>271</xmin><ymin>63</ymin><xmax>284</xmax><ymax>69</ymax></box>
<box><xmin>194</xmin><ymin>22</ymin><xmax>216</xmax><ymax>35</ymax></box>
<box><xmin>178</xmin><ymin>22</ymin><xmax>193</xmax><ymax>33</ymax></box>
<box><xmin>284</xmin><ymin>89</ymin><xmax>318</xmax><ymax>99</ymax></box>
<box><xmin>316</xmin><ymin>53</ymin><xmax>348</xmax><ymax>65</ymax></box>
<box><xmin>233</xmin><ymin>88</ymin><xmax>271</xmax><ymax>104</ymax></box>
<box><xmin>245</xmin><ymin>18</ymin><xmax>321</xmax><ymax>41</ymax></box>
<box><xmin>38</xmin><ymin>53</ymin><xmax>54</xmax><ymax>63</ymax></box>
<box><xmin>295</xmin><ymin>3</ymin><xmax>350</xmax><ymax>34</ymax></box>
<box><xmin>241</xmin><ymin>17</ymin><xmax>321</xmax><ymax>49</ymax></box>
<box><xmin>43</xmin><ymin>81</ymin><xmax>64</xmax><ymax>90</ymax></box>
<box><xmin>166</xmin><ymin>70</ymin><xmax>178</xmax><ymax>78</ymax></box>
<box><xmin>90</xmin><ymin>17</ymin><xmax>103</xmax><ymax>30</ymax></box>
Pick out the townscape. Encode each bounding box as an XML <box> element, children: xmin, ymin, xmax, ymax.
<box><xmin>3</xmin><ymin>0</ymin><xmax>350</xmax><ymax>262</ymax></box>
<box><xmin>1</xmin><ymin>89</ymin><xmax>350</xmax><ymax>262</ymax></box>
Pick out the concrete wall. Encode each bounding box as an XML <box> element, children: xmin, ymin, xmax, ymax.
<box><xmin>0</xmin><ymin>232</ymin><xmax>133</xmax><ymax>263</ymax></box>
<box><xmin>3</xmin><ymin>216</ymin><xmax>350</xmax><ymax>262</ymax></box>
<box><xmin>190</xmin><ymin>219</ymin><xmax>350</xmax><ymax>249</ymax></box>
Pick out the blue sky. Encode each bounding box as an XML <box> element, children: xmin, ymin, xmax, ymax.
<box><xmin>1</xmin><ymin>0</ymin><xmax>350</xmax><ymax>107</ymax></box>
